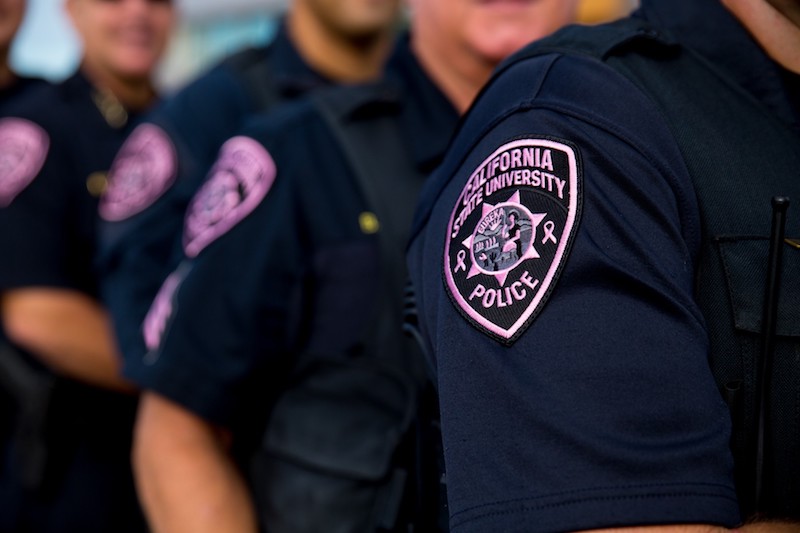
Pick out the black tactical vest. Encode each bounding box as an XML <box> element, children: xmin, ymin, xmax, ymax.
<box><xmin>503</xmin><ymin>18</ymin><xmax>800</xmax><ymax>520</ymax></box>
<box><xmin>245</xmin><ymin>82</ymin><xmax>442</xmax><ymax>533</ymax></box>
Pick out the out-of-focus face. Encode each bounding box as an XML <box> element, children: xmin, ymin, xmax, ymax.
<box><xmin>407</xmin><ymin>0</ymin><xmax>579</xmax><ymax>67</ymax></box>
<box><xmin>0</xmin><ymin>0</ymin><xmax>25</xmax><ymax>54</ymax></box>
<box><xmin>303</xmin><ymin>0</ymin><xmax>400</xmax><ymax>40</ymax></box>
<box><xmin>66</xmin><ymin>0</ymin><xmax>175</xmax><ymax>81</ymax></box>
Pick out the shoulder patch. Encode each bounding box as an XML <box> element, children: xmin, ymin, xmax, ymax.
<box><xmin>0</xmin><ymin>118</ymin><xmax>49</xmax><ymax>207</ymax></box>
<box><xmin>444</xmin><ymin>137</ymin><xmax>582</xmax><ymax>345</ymax></box>
<box><xmin>183</xmin><ymin>136</ymin><xmax>276</xmax><ymax>258</ymax></box>
<box><xmin>99</xmin><ymin>123</ymin><xmax>177</xmax><ymax>221</ymax></box>
<box><xmin>143</xmin><ymin>268</ymin><xmax>185</xmax><ymax>358</ymax></box>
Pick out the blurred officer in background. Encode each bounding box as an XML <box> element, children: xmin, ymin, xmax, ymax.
<box><xmin>0</xmin><ymin>0</ymin><xmax>46</xmax><ymax>111</ymax></box>
<box><xmin>0</xmin><ymin>0</ymin><xmax>174</xmax><ymax>531</ymax></box>
<box><xmin>0</xmin><ymin>0</ymin><xmax>47</xmax><ymax>515</ymax></box>
<box><xmin>129</xmin><ymin>1</ymin><xmax>579</xmax><ymax>532</ymax></box>
<box><xmin>96</xmin><ymin>0</ymin><xmax>401</xmax><ymax>387</ymax></box>
<box><xmin>407</xmin><ymin>0</ymin><xmax>800</xmax><ymax>530</ymax></box>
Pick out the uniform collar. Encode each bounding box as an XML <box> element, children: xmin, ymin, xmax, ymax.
<box><xmin>61</xmin><ymin>70</ymin><xmax>94</xmax><ymax>101</ymax></box>
<box><xmin>638</xmin><ymin>0</ymin><xmax>800</xmax><ymax>132</ymax></box>
<box><xmin>385</xmin><ymin>33</ymin><xmax>460</xmax><ymax>175</ymax></box>
<box><xmin>0</xmin><ymin>75</ymin><xmax>45</xmax><ymax>109</ymax></box>
<box><xmin>267</xmin><ymin>19</ymin><xmax>332</xmax><ymax>99</ymax></box>
<box><xmin>62</xmin><ymin>70</ymin><xmax>148</xmax><ymax>129</ymax></box>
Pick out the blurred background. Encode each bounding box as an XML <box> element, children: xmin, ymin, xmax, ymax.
<box><xmin>10</xmin><ymin>0</ymin><xmax>640</xmax><ymax>93</ymax></box>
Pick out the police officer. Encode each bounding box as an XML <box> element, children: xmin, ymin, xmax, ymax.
<box><xmin>0</xmin><ymin>0</ymin><xmax>47</xmax><ymax>511</ymax></box>
<box><xmin>128</xmin><ymin>1</ymin><xmax>580</xmax><ymax>532</ymax></box>
<box><xmin>0</xmin><ymin>0</ymin><xmax>174</xmax><ymax>530</ymax></box>
<box><xmin>96</xmin><ymin>0</ymin><xmax>401</xmax><ymax>384</ymax></box>
<box><xmin>407</xmin><ymin>0</ymin><xmax>800</xmax><ymax>530</ymax></box>
<box><xmin>0</xmin><ymin>0</ymin><xmax>46</xmax><ymax>112</ymax></box>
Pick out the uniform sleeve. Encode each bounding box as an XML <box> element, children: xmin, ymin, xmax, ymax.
<box><xmin>125</xmin><ymin>129</ymin><xmax>301</xmax><ymax>429</ymax></box>
<box><xmin>0</xmin><ymin>116</ymin><xmax>78</xmax><ymax>291</ymax></box>
<box><xmin>97</xmin><ymin>66</ymin><xmax>255</xmax><ymax>370</ymax></box>
<box><xmin>408</xmin><ymin>54</ymin><xmax>740</xmax><ymax>532</ymax></box>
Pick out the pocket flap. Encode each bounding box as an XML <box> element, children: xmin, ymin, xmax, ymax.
<box><xmin>262</xmin><ymin>357</ymin><xmax>414</xmax><ymax>481</ymax></box>
<box><xmin>718</xmin><ymin>237</ymin><xmax>800</xmax><ymax>336</ymax></box>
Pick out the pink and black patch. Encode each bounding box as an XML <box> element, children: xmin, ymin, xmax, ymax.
<box><xmin>99</xmin><ymin>123</ymin><xmax>177</xmax><ymax>221</ymax></box>
<box><xmin>443</xmin><ymin>137</ymin><xmax>582</xmax><ymax>345</ymax></box>
<box><xmin>0</xmin><ymin>118</ymin><xmax>49</xmax><ymax>207</ymax></box>
<box><xmin>183</xmin><ymin>136</ymin><xmax>276</xmax><ymax>258</ymax></box>
<box><xmin>143</xmin><ymin>268</ymin><xmax>184</xmax><ymax>355</ymax></box>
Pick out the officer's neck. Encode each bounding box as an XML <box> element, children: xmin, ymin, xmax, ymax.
<box><xmin>0</xmin><ymin>51</ymin><xmax>14</xmax><ymax>90</ymax></box>
<box><xmin>410</xmin><ymin>34</ymin><xmax>494</xmax><ymax>115</ymax></box>
<box><xmin>722</xmin><ymin>0</ymin><xmax>800</xmax><ymax>74</ymax></box>
<box><xmin>286</xmin><ymin>6</ymin><xmax>393</xmax><ymax>83</ymax></box>
<box><xmin>79</xmin><ymin>59</ymin><xmax>158</xmax><ymax>112</ymax></box>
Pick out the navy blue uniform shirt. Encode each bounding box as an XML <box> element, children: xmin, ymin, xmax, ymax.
<box><xmin>0</xmin><ymin>71</ymin><xmax>145</xmax><ymax>533</ymax></box>
<box><xmin>132</xmin><ymin>37</ymin><xmax>458</xmax><ymax>433</ymax></box>
<box><xmin>0</xmin><ymin>76</ymin><xmax>48</xmax><ymax>114</ymax></box>
<box><xmin>405</xmin><ymin>0</ymin><xmax>800</xmax><ymax>530</ymax></box>
<box><xmin>0</xmin><ymin>71</ymin><xmax>49</xmax><ymax>513</ymax></box>
<box><xmin>96</xmin><ymin>22</ymin><xmax>331</xmax><ymax>382</ymax></box>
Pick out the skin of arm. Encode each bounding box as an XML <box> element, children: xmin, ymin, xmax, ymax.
<box><xmin>132</xmin><ymin>391</ymin><xmax>258</xmax><ymax>533</ymax></box>
<box><xmin>1</xmin><ymin>287</ymin><xmax>134</xmax><ymax>392</ymax></box>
